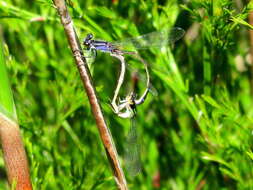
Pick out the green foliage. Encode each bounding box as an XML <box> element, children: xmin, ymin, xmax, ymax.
<box><xmin>0</xmin><ymin>34</ymin><xmax>16</xmax><ymax>121</ymax></box>
<box><xmin>0</xmin><ymin>0</ymin><xmax>253</xmax><ymax>189</ymax></box>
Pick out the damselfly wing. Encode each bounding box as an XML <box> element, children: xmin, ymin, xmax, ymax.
<box><xmin>124</xmin><ymin>117</ymin><xmax>142</xmax><ymax>176</ymax></box>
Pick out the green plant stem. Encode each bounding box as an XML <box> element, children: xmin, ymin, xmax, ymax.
<box><xmin>52</xmin><ymin>0</ymin><xmax>128</xmax><ymax>189</ymax></box>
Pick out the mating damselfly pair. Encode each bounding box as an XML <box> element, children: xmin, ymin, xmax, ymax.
<box><xmin>83</xmin><ymin>27</ymin><xmax>184</xmax><ymax>117</ymax></box>
<box><xmin>83</xmin><ymin>27</ymin><xmax>184</xmax><ymax>175</ymax></box>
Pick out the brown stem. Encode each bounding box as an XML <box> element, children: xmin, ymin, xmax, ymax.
<box><xmin>249</xmin><ymin>10</ymin><xmax>253</xmax><ymax>95</ymax></box>
<box><xmin>52</xmin><ymin>0</ymin><xmax>128</xmax><ymax>189</ymax></box>
<box><xmin>0</xmin><ymin>113</ymin><xmax>32</xmax><ymax>190</ymax></box>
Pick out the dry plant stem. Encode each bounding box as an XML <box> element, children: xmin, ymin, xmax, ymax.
<box><xmin>249</xmin><ymin>11</ymin><xmax>253</xmax><ymax>95</ymax></box>
<box><xmin>0</xmin><ymin>113</ymin><xmax>32</xmax><ymax>190</ymax></box>
<box><xmin>52</xmin><ymin>0</ymin><xmax>128</xmax><ymax>189</ymax></box>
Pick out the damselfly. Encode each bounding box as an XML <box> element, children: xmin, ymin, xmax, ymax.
<box><xmin>83</xmin><ymin>28</ymin><xmax>184</xmax><ymax>117</ymax></box>
<box><xmin>82</xmin><ymin>27</ymin><xmax>185</xmax><ymax>90</ymax></box>
<box><xmin>83</xmin><ymin>27</ymin><xmax>185</xmax><ymax>54</ymax></box>
<box><xmin>82</xmin><ymin>28</ymin><xmax>185</xmax><ymax>175</ymax></box>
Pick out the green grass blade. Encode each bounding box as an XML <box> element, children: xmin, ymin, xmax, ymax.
<box><xmin>0</xmin><ymin>38</ymin><xmax>17</xmax><ymax>122</ymax></box>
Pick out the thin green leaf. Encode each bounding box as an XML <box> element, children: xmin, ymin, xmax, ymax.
<box><xmin>0</xmin><ymin>39</ymin><xmax>17</xmax><ymax>121</ymax></box>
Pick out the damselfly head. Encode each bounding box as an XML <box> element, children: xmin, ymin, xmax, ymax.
<box><xmin>83</xmin><ymin>33</ymin><xmax>94</xmax><ymax>47</ymax></box>
<box><xmin>127</xmin><ymin>92</ymin><xmax>137</xmax><ymax>109</ymax></box>
<box><xmin>130</xmin><ymin>92</ymin><xmax>137</xmax><ymax>101</ymax></box>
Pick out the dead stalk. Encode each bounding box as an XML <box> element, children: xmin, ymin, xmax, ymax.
<box><xmin>0</xmin><ymin>113</ymin><xmax>32</xmax><ymax>190</ymax></box>
<box><xmin>249</xmin><ymin>11</ymin><xmax>253</xmax><ymax>95</ymax></box>
<box><xmin>52</xmin><ymin>0</ymin><xmax>128</xmax><ymax>189</ymax></box>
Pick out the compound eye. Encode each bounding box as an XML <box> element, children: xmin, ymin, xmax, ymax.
<box><xmin>87</xmin><ymin>33</ymin><xmax>93</xmax><ymax>40</ymax></box>
<box><xmin>83</xmin><ymin>33</ymin><xmax>93</xmax><ymax>46</ymax></box>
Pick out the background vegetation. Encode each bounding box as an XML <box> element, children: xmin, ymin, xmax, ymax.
<box><xmin>1</xmin><ymin>0</ymin><xmax>253</xmax><ymax>189</ymax></box>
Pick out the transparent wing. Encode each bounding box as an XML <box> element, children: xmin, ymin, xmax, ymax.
<box><xmin>112</xmin><ymin>27</ymin><xmax>185</xmax><ymax>50</ymax></box>
<box><xmin>124</xmin><ymin>117</ymin><xmax>142</xmax><ymax>176</ymax></box>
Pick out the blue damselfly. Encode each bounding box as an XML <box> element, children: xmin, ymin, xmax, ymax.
<box><xmin>83</xmin><ymin>27</ymin><xmax>184</xmax><ymax>54</ymax></box>
<box><xmin>83</xmin><ymin>28</ymin><xmax>185</xmax><ymax>175</ymax></box>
